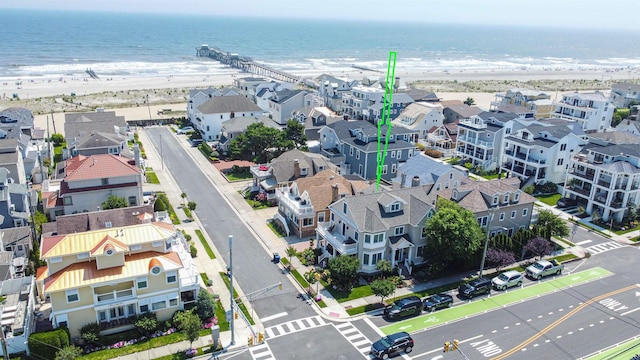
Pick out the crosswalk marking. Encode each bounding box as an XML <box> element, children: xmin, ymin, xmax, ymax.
<box><xmin>264</xmin><ymin>315</ymin><xmax>327</xmax><ymax>339</ymax></box>
<box><xmin>334</xmin><ymin>322</ymin><xmax>372</xmax><ymax>358</ymax></box>
<box><xmin>576</xmin><ymin>240</ymin><xmax>592</xmax><ymax>246</ymax></box>
<box><xmin>585</xmin><ymin>241</ymin><xmax>626</xmax><ymax>255</ymax></box>
<box><xmin>249</xmin><ymin>343</ymin><xmax>275</xmax><ymax>360</ymax></box>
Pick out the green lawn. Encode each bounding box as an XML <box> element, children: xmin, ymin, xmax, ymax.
<box><xmin>145</xmin><ymin>171</ymin><xmax>160</xmax><ymax>184</ymax></box>
<box><xmin>321</xmin><ymin>283</ymin><xmax>374</xmax><ymax>303</ymax></box>
<box><xmin>195</xmin><ymin>229</ymin><xmax>215</xmax><ymax>259</ymax></box>
<box><xmin>218</xmin><ymin>272</ymin><xmax>255</xmax><ymax>325</ymax></box>
<box><xmin>536</xmin><ymin>193</ymin><xmax>561</xmax><ymax>206</ymax></box>
<box><xmin>225</xmin><ymin>170</ymin><xmax>253</xmax><ymax>181</ymax></box>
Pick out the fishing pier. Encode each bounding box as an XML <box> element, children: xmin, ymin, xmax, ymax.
<box><xmin>196</xmin><ymin>44</ymin><xmax>301</xmax><ymax>83</ymax></box>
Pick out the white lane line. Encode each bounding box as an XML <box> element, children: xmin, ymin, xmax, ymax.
<box><xmin>414</xmin><ymin>335</ymin><xmax>483</xmax><ymax>358</ymax></box>
<box><xmin>261</xmin><ymin>312</ymin><xmax>288</xmax><ymax>322</ymax></box>
<box><xmin>576</xmin><ymin>240</ymin><xmax>592</xmax><ymax>245</ymax></box>
<box><xmin>621</xmin><ymin>307</ymin><xmax>640</xmax><ymax>316</ymax></box>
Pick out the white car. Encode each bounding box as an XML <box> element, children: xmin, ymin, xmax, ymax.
<box><xmin>177</xmin><ymin>126</ymin><xmax>194</xmax><ymax>134</ymax></box>
<box><xmin>491</xmin><ymin>270</ymin><xmax>523</xmax><ymax>291</ymax></box>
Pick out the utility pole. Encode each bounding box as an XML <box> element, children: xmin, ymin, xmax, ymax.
<box><xmin>50</xmin><ymin>110</ymin><xmax>56</xmax><ymax>134</ymax></box>
<box><xmin>228</xmin><ymin>235</ymin><xmax>235</xmax><ymax>346</ymax></box>
<box><xmin>160</xmin><ymin>135</ymin><xmax>163</xmax><ymax>171</ymax></box>
<box><xmin>146</xmin><ymin>94</ymin><xmax>152</xmax><ymax>123</ymax></box>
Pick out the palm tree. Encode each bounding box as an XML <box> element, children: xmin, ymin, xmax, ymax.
<box><xmin>303</xmin><ymin>269</ymin><xmax>318</xmax><ymax>293</ymax></box>
<box><xmin>285</xmin><ymin>246</ymin><xmax>297</xmax><ymax>270</ymax></box>
<box><xmin>464</xmin><ymin>97</ymin><xmax>475</xmax><ymax>106</ymax></box>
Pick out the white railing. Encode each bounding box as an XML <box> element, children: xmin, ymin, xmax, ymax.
<box><xmin>95</xmin><ymin>288</ymin><xmax>134</xmax><ymax>303</ymax></box>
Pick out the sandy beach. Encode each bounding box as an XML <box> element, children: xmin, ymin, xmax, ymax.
<box><xmin>3</xmin><ymin>66</ymin><xmax>637</xmax><ymax>136</ymax></box>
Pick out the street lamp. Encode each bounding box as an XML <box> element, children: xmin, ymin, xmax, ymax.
<box><xmin>228</xmin><ymin>235</ymin><xmax>235</xmax><ymax>346</ymax></box>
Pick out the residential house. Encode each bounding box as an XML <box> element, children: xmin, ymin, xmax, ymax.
<box><xmin>426</xmin><ymin>124</ymin><xmax>458</xmax><ymax>157</ymax></box>
<box><xmin>393</xmin><ymin>102</ymin><xmax>445</xmax><ymax>142</ymax></box>
<box><xmin>315</xmin><ymin>186</ymin><xmax>435</xmax><ymax>273</ymax></box>
<box><xmin>291</xmin><ymin>107</ymin><xmax>341</xmax><ymax>141</ymax></box>
<box><xmin>615</xmin><ymin>119</ymin><xmax>640</xmax><ymax>136</ymax></box>
<box><xmin>490</xmin><ymin>88</ymin><xmax>553</xmax><ymax>118</ymax></box>
<box><xmin>36</xmin><ymin>222</ymin><xmax>200</xmax><ymax>338</ymax></box>
<box><xmin>233</xmin><ymin>77</ymin><xmax>268</xmax><ymax>99</ymax></box>
<box><xmin>561</xmin><ymin>132</ymin><xmax>640</xmax><ymax>222</ymax></box>
<box><xmin>342</xmin><ymin>86</ymin><xmax>384</xmax><ymax>120</ymax></box>
<box><xmin>0</xmin><ymin>227</ymin><xmax>32</xmax><ymax>280</ymax></box>
<box><xmin>0</xmin><ymin>168</ymin><xmax>30</xmax><ymax>228</ymax></box>
<box><xmin>391</xmin><ymin>153</ymin><xmax>468</xmax><ymax>190</ymax></box>
<box><xmin>66</xmin><ymin>132</ymin><xmax>130</xmax><ymax>158</ymax></box>
<box><xmin>318</xmin><ymin>120</ymin><xmax>418</xmax><ymax>181</ymax></box>
<box><xmin>64</xmin><ymin>110</ymin><xmax>128</xmax><ymax>139</ymax></box>
<box><xmin>366</xmin><ymin>92</ymin><xmax>415</xmax><ymax>124</ymax></box>
<box><xmin>440</xmin><ymin>100</ymin><xmax>484</xmax><ymax>123</ymax></box>
<box><xmin>435</xmin><ymin>177</ymin><xmax>537</xmax><ymax>236</ymax></box>
<box><xmin>456</xmin><ymin>111</ymin><xmax>522</xmax><ymax>171</ymax></box>
<box><xmin>500</xmin><ymin>118</ymin><xmax>588</xmax><ymax>185</ymax></box>
<box><xmin>41</xmin><ymin>204</ymin><xmax>155</xmax><ymax>236</ymax></box>
<box><xmin>248</xmin><ymin>149</ymin><xmax>337</xmax><ymax>200</ymax></box>
<box><xmin>187</xmin><ymin>87</ymin><xmax>240</xmax><ymax>125</ymax></box>
<box><xmin>0</xmin><ymin>107</ymin><xmax>35</xmax><ymax>140</ymax></box>
<box><xmin>399</xmin><ymin>88</ymin><xmax>440</xmax><ymax>103</ymax></box>
<box><xmin>192</xmin><ymin>95</ymin><xmax>263</xmax><ymax>141</ymax></box>
<box><xmin>314</xmin><ymin>74</ymin><xmax>357</xmax><ymax>112</ymax></box>
<box><xmin>0</xmin><ymin>139</ymin><xmax>26</xmax><ymax>185</ymax></box>
<box><xmin>552</xmin><ymin>91</ymin><xmax>614</xmax><ymax>133</ymax></box>
<box><xmin>610</xmin><ymin>82</ymin><xmax>640</xmax><ymax>108</ymax></box>
<box><xmin>274</xmin><ymin>169</ymin><xmax>369</xmax><ymax>238</ymax></box>
<box><xmin>268</xmin><ymin>89</ymin><xmax>317</xmax><ymax>125</ymax></box>
<box><xmin>218</xmin><ymin>115</ymin><xmax>280</xmax><ymax>151</ymax></box>
<box><xmin>0</xmin><ymin>276</ymin><xmax>38</xmax><ymax>357</ymax></box>
<box><xmin>43</xmin><ymin>154</ymin><xmax>143</xmax><ymax>220</ymax></box>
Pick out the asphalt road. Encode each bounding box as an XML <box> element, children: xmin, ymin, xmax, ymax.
<box><xmin>145</xmin><ymin>127</ymin><xmax>316</xmax><ymax>322</ymax></box>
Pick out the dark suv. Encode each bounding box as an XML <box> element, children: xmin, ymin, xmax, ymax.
<box><xmin>370</xmin><ymin>331</ymin><xmax>414</xmax><ymax>359</ymax></box>
<box><xmin>458</xmin><ymin>277</ymin><xmax>491</xmax><ymax>299</ymax></box>
<box><xmin>383</xmin><ymin>296</ymin><xmax>422</xmax><ymax>320</ymax></box>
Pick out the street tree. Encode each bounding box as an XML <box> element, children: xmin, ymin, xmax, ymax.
<box><xmin>195</xmin><ymin>289</ymin><xmax>216</xmax><ymax>321</ymax></box>
<box><xmin>55</xmin><ymin>345</ymin><xmax>83</xmax><ymax>360</ymax></box>
<box><xmin>228</xmin><ymin>122</ymin><xmax>291</xmax><ymax>163</ymax></box>
<box><xmin>174</xmin><ymin>310</ymin><xmax>201</xmax><ymax>348</ymax></box>
<box><xmin>485</xmin><ymin>248</ymin><xmax>516</xmax><ymax>271</ymax></box>
<box><xmin>524</xmin><ymin>236</ymin><xmax>555</xmax><ymax>259</ymax></box>
<box><xmin>285</xmin><ymin>246</ymin><xmax>297</xmax><ymax>270</ymax></box>
<box><xmin>370</xmin><ymin>278</ymin><xmax>395</xmax><ymax>304</ymax></box>
<box><xmin>283</xmin><ymin>119</ymin><xmax>308</xmax><ymax>149</ymax></box>
<box><xmin>101</xmin><ymin>195</ymin><xmax>128</xmax><ymax>210</ymax></box>
<box><xmin>303</xmin><ymin>269</ymin><xmax>318</xmax><ymax>293</ymax></box>
<box><xmin>50</xmin><ymin>133</ymin><xmax>65</xmax><ymax>146</ymax></box>
<box><xmin>534</xmin><ymin>209</ymin><xmax>569</xmax><ymax>240</ymax></box>
<box><xmin>327</xmin><ymin>255</ymin><xmax>360</xmax><ymax>290</ymax></box>
<box><xmin>424</xmin><ymin>198</ymin><xmax>484</xmax><ymax>270</ymax></box>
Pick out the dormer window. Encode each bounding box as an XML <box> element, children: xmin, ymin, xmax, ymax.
<box><xmin>343</xmin><ymin>203</ymin><xmax>347</xmax><ymax>214</ymax></box>
<box><xmin>503</xmin><ymin>194</ymin><xmax>509</xmax><ymax>203</ymax></box>
<box><xmin>390</xmin><ymin>203</ymin><xmax>400</xmax><ymax>212</ymax></box>
<box><xmin>452</xmin><ymin>189</ymin><xmax>458</xmax><ymax>201</ymax></box>
<box><xmin>493</xmin><ymin>196</ymin><xmax>499</xmax><ymax>205</ymax></box>
<box><xmin>514</xmin><ymin>192</ymin><xmax>520</xmax><ymax>202</ymax></box>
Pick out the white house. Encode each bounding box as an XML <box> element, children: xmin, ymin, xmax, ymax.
<box><xmin>192</xmin><ymin>95</ymin><xmax>263</xmax><ymax>141</ymax></box>
<box><xmin>552</xmin><ymin>91</ymin><xmax>614</xmax><ymax>133</ymax></box>
<box><xmin>186</xmin><ymin>87</ymin><xmax>240</xmax><ymax>126</ymax></box>
<box><xmin>392</xmin><ymin>102</ymin><xmax>444</xmax><ymax>140</ymax></box>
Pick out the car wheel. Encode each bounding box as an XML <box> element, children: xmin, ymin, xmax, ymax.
<box><xmin>405</xmin><ymin>346</ymin><xmax>413</xmax><ymax>353</ymax></box>
<box><xmin>556</xmin><ymin>269</ymin><xmax>561</xmax><ymax>275</ymax></box>
<box><xmin>536</xmin><ymin>275</ymin><xmax>541</xmax><ymax>280</ymax></box>
<box><xmin>500</xmin><ymin>285</ymin><xmax>506</xmax><ymax>291</ymax></box>
<box><xmin>447</xmin><ymin>302</ymin><xmax>452</xmax><ymax>308</ymax></box>
<box><xmin>517</xmin><ymin>281</ymin><xmax>522</xmax><ymax>287</ymax></box>
<box><xmin>382</xmin><ymin>353</ymin><xmax>389</xmax><ymax>359</ymax></box>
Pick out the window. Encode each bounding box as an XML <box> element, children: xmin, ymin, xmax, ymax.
<box><xmin>137</xmin><ymin>277</ymin><xmax>148</xmax><ymax>289</ymax></box>
<box><xmin>356</xmin><ymin>150</ymin><xmax>360</xmax><ymax>159</ymax></box>
<box><xmin>391</xmin><ymin>164</ymin><xmax>397</xmax><ymax>173</ymax></box>
<box><xmin>391</xmin><ymin>203</ymin><xmax>400</xmax><ymax>211</ymax></box>
<box><xmin>383</xmin><ymin>165</ymin><xmax>388</xmax><ymax>174</ymax></box>
<box><xmin>396</xmin><ymin>150</ymin><xmax>401</xmax><ymax>159</ymax></box>
<box><xmin>394</xmin><ymin>226</ymin><xmax>404</xmax><ymax>235</ymax></box>
<box><xmin>557</xmin><ymin>158</ymin><xmax>564</xmax><ymax>166</ymax></box>
<box><xmin>56</xmin><ymin>314</ymin><xmax>68</xmax><ymax>328</ymax></box>
<box><xmin>514</xmin><ymin>192</ymin><xmax>520</xmax><ymax>202</ymax></box>
<box><xmin>363</xmin><ymin>253</ymin><xmax>370</xmax><ymax>265</ymax></box>
<box><xmin>77</xmin><ymin>252</ymin><xmax>89</xmax><ymax>259</ymax></box>
<box><xmin>391</xmin><ymin>151</ymin><xmax>396</xmax><ymax>158</ymax></box>
<box><xmin>50</xmin><ymin>256</ymin><xmax>62</xmax><ymax>263</ymax></box>
<box><xmin>493</xmin><ymin>196</ymin><xmax>498</xmax><ymax>205</ymax></box>
<box><xmin>152</xmin><ymin>300</ymin><xmax>166</xmax><ymax>311</ymax></box>
<box><xmin>150</xmin><ymin>266</ymin><xmax>161</xmax><ymax>275</ymax></box>
<box><xmin>372</xmin><ymin>252</ymin><xmax>382</xmax><ymax>264</ymax></box>
<box><xmin>504</xmin><ymin>194</ymin><xmax>509</xmax><ymax>203</ymax></box>
<box><xmin>152</xmin><ymin>241</ymin><xmax>162</xmax><ymax>248</ymax></box>
<box><xmin>421</xmin><ymin>227</ymin><xmax>427</xmax><ymax>238</ymax></box>
<box><xmin>139</xmin><ymin>304</ymin><xmax>149</xmax><ymax>313</ymax></box>
<box><xmin>303</xmin><ymin>218</ymin><xmax>314</xmax><ymax>227</ymax></box>
<box><xmin>349</xmin><ymin>147</ymin><xmax>353</xmax><ymax>156</ymax></box>
<box><xmin>66</xmin><ymin>289</ymin><xmax>79</xmax><ymax>303</ymax></box>
<box><xmin>128</xmin><ymin>196</ymin><xmax>137</xmax><ymax>206</ymax></box>
<box><xmin>560</xmin><ymin>143</ymin><xmax>567</xmax><ymax>151</ymax></box>
<box><xmin>98</xmin><ymin>311</ymin><xmax>107</xmax><ymax>322</ymax></box>
<box><xmin>511</xmin><ymin>210</ymin><xmax>516</xmax><ymax>219</ymax></box>
<box><xmin>169</xmin><ymin>295</ymin><xmax>179</xmax><ymax>307</ymax></box>
<box><xmin>105</xmin><ymin>221</ymin><xmax>112</xmax><ymax>228</ymax></box>
<box><xmin>166</xmin><ymin>271</ymin><xmax>177</xmax><ymax>284</ymax></box>
<box><xmin>63</xmin><ymin>196</ymin><xmax>72</xmax><ymax>205</ymax></box>
<box><xmin>130</xmin><ymin>244</ymin><xmax>142</xmax><ymax>251</ymax></box>
<box><xmin>318</xmin><ymin>213</ymin><xmax>325</xmax><ymax>222</ymax></box>
<box><xmin>101</xmin><ymin>178</ymin><xmax>109</xmax><ymax>185</ymax></box>
<box><xmin>449</xmin><ymin>173</ymin><xmax>454</xmax><ymax>180</ymax></box>
<box><xmin>417</xmin><ymin>246</ymin><xmax>425</xmax><ymax>257</ymax></box>
<box><xmin>499</xmin><ymin>212</ymin><xmax>505</xmax><ymax>221</ymax></box>
<box><xmin>343</xmin><ymin>203</ymin><xmax>347</xmax><ymax>214</ymax></box>
<box><xmin>522</xmin><ymin>208</ymin><xmax>528</xmax><ymax>217</ymax></box>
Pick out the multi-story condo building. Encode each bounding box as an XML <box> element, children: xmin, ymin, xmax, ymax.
<box><xmin>342</xmin><ymin>86</ymin><xmax>384</xmax><ymax>120</ymax></box>
<box><xmin>500</xmin><ymin>118</ymin><xmax>587</xmax><ymax>185</ymax></box>
<box><xmin>315</xmin><ymin>186</ymin><xmax>435</xmax><ymax>273</ymax></box>
<box><xmin>456</xmin><ymin>111</ymin><xmax>521</xmax><ymax>171</ymax></box>
<box><xmin>319</xmin><ymin>120</ymin><xmax>418</xmax><ymax>181</ymax></box>
<box><xmin>552</xmin><ymin>91</ymin><xmax>614</xmax><ymax>133</ymax></box>
<box><xmin>561</xmin><ymin>133</ymin><xmax>640</xmax><ymax>222</ymax></box>
<box><xmin>36</xmin><ymin>222</ymin><xmax>200</xmax><ymax>338</ymax></box>
<box><xmin>491</xmin><ymin>88</ymin><xmax>553</xmax><ymax>118</ymax></box>
<box><xmin>609</xmin><ymin>82</ymin><xmax>640</xmax><ymax>108</ymax></box>
<box><xmin>366</xmin><ymin>92</ymin><xmax>414</xmax><ymax>124</ymax></box>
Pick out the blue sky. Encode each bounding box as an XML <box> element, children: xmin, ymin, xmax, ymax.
<box><xmin>3</xmin><ymin>0</ymin><xmax>639</xmax><ymax>30</ymax></box>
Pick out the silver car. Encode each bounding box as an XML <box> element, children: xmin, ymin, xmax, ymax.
<box><xmin>492</xmin><ymin>270</ymin><xmax>523</xmax><ymax>291</ymax></box>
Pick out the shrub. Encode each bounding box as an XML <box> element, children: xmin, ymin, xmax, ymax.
<box><xmin>154</xmin><ymin>197</ymin><xmax>167</xmax><ymax>211</ymax></box>
<box><xmin>190</xmin><ymin>243</ymin><xmax>198</xmax><ymax>258</ymax></box>
<box><xmin>424</xmin><ymin>148</ymin><xmax>443</xmax><ymax>158</ymax></box>
<box><xmin>188</xmin><ymin>201</ymin><xmax>197</xmax><ymax>211</ymax></box>
<box><xmin>80</xmin><ymin>322</ymin><xmax>101</xmax><ymax>346</ymax></box>
<box><xmin>300</xmin><ymin>248</ymin><xmax>316</xmax><ymax>266</ymax></box>
<box><xmin>135</xmin><ymin>312</ymin><xmax>158</xmax><ymax>336</ymax></box>
<box><xmin>29</xmin><ymin>328</ymin><xmax>70</xmax><ymax>360</ymax></box>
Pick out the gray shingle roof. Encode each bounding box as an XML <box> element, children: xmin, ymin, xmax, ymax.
<box><xmin>393</xmin><ymin>154</ymin><xmax>467</xmax><ymax>186</ymax></box>
<box><xmin>221</xmin><ymin>115</ymin><xmax>280</xmax><ymax>133</ymax></box>
<box><xmin>75</xmin><ymin>132</ymin><xmax>124</xmax><ymax>149</ymax></box>
<box><xmin>64</xmin><ymin>111</ymin><xmax>126</xmax><ymax>138</ymax></box>
<box><xmin>198</xmin><ymin>95</ymin><xmax>262</xmax><ymax>114</ymax></box>
<box><xmin>270</xmin><ymin>149</ymin><xmax>336</xmax><ymax>184</ymax></box>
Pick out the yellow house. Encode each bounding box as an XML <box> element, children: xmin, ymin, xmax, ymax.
<box><xmin>36</xmin><ymin>222</ymin><xmax>200</xmax><ymax>338</ymax></box>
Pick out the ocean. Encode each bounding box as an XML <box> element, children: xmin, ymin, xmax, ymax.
<box><xmin>2</xmin><ymin>9</ymin><xmax>640</xmax><ymax>80</ymax></box>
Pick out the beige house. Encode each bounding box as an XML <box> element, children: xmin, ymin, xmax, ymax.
<box><xmin>36</xmin><ymin>222</ymin><xmax>200</xmax><ymax>338</ymax></box>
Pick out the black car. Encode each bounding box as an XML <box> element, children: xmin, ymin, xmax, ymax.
<box><xmin>383</xmin><ymin>296</ymin><xmax>422</xmax><ymax>320</ymax></box>
<box><xmin>370</xmin><ymin>331</ymin><xmax>414</xmax><ymax>359</ymax></box>
<box><xmin>422</xmin><ymin>293</ymin><xmax>454</xmax><ymax>312</ymax></box>
<box><xmin>458</xmin><ymin>277</ymin><xmax>491</xmax><ymax>299</ymax></box>
<box><xmin>557</xmin><ymin>197</ymin><xmax>578</xmax><ymax>208</ymax></box>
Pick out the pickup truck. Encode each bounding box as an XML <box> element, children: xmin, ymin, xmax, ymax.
<box><xmin>525</xmin><ymin>259</ymin><xmax>564</xmax><ymax>280</ymax></box>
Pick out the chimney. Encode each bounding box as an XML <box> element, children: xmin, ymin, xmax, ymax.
<box><xmin>400</xmin><ymin>172</ymin><xmax>407</xmax><ymax>189</ymax></box>
<box><xmin>394</xmin><ymin>76</ymin><xmax>400</xmax><ymax>90</ymax></box>
<box><xmin>293</xmin><ymin>159</ymin><xmax>300</xmax><ymax>178</ymax></box>
<box><xmin>411</xmin><ymin>175</ymin><xmax>420</xmax><ymax>187</ymax></box>
<box><xmin>331</xmin><ymin>183</ymin><xmax>339</xmax><ymax>202</ymax></box>
<box><xmin>133</xmin><ymin>144</ymin><xmax>141</xmax><ymax>168</ymax></box>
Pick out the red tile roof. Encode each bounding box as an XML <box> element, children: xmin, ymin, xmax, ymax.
<box><xmin>64</xmin><ymin>154</ymin><xmax>140</xmax><ymax>181</ymax></box>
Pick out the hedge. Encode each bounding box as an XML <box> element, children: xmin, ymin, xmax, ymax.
<box><xmin>29</xmin><ymin>328</ymin><xmax>70</xmax><ymax>360</ymax></box>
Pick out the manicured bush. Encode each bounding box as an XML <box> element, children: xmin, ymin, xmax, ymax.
<box><xmin>29</xmin><ymin>328</ymin><xmax>70</xmax><ymax>360</ymax></box>
<box><xmin>424</xmin><ymin>148</ymin><xmax>443</xmax><ymax>158</ymax></box>
<box><xmin>190</xmin><ymin>243</ymin><xmax>197</xmax><ymax>258</ymax></box>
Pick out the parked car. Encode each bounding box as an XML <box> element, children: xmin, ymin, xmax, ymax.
<box><xmin>177</xmin><ymin>126</ymin><xmax>194</xmax><ymax>134</ymax></box>
<box><xmin>190</xmin><ymin>138</ymin><xmax>204</xmax><ymax>147</ymax></box>
<box><xmin>492</xmin><ymin>270</ymin><xmax>523</xmax><ymax>290</ymax></box>
<box><xmin>422</xmin><ymin>293</ymin><xmax>453</xmax><ymax>312</ymax></box>
<box><xmin>370</xmin><ymin>332</ymin><xmax>414</xmax><ymax>359</ymax></box>
<box><xmin>458</xmin><ymin>277</ymin><xmax>492</xmax><ymax>299</ymax></box>
<box><xmin>383</xmin><ymin>296</ymin><xmax>422</xmax><ymax>320</ymax></box>
<box><xmin>526</xmin><ymin>259</ymin><xmax>563</xmax><ymax>280</ymax></box>
<box><xmin>557</xmin><ymin>197</ymin><xmax>578</xmax><ymax>208</ymax></box>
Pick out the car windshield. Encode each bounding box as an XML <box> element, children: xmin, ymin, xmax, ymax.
<box><xmin>533</xmin><ymin>262</ymin><xmax>545</xmax><ymax>270</ymax></box>
<box><xmin>380</xmin><ymin>336</ymin><xmax>393</xmax><ymax>347</ymax></box>
<box><xmin>498</xmin><ymin>274</ymin><xmax>509</xmax><ymax>281</ymax></box>
<box><xmin>430</xmin><ymin>295</ymin><xmax>442</xmax><ymax>302</ymax></box>
<box><xmin>389</xmin><ymin>303</ymin><xmax>401</xmax><ymax>311</ymax></box>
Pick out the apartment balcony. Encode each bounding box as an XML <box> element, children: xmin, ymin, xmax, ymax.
<box><xmin>459</xmin><ymin>118</ymin><xmax>487</xmax><ymax>129</ymax></box>
<box><xmin>276</xmin><ymin>187</ymin><xmax>315</xmax><ymax>216</ymax></box>
<box><xmin>566</xmin><ymin>185</ymin><xmax>591</xmax><ymax>196</ymax></box>
<box><xmin>316</xmin><ymin>225</ymin><xmax>357</xmax><ymax>255</ymax></box>
<box><xmin>569</xmin><ymin>169</ymin><xmax>595</xmax><ymax>181</ymax></box>
<box><xmin>611</xmin><ymin>200</ymin><xmax>625</xmax><ymax>209</ymax></box>
<box><xmin>597</xmin><ymin>179</ymin><xmax>612</xmax><ymax>188</ymax></box>
<box><xmin>95</xmin><ymin>288</ymin><xmax>134</xmax><ymax>304</ymax></box>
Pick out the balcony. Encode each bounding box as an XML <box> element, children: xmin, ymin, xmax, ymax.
<box><xmin>95</xmin><ymin>288</ymin><xmax>134</xmax><ymax>304</ymax></box>
<box><xmin>597</xmin><ymin>180</ymin><xmax>612</xmax><ymax>188</ymax></box>
<box><xmin>611</xmin><ymin>200</ymin><xmax>625</xmax><ymax>209</ymax></box>
<box><xmin>317</xmin><ymin>225</ymin><xmax>357</xmax><ymax>255</ymax></box>
<box><xmin>276</xmin><ymin>187</ymin><xmax>315</xmax><ymax>216</ymax></box>
<box><xmin>569</xmin><ymin>169</ymin><xmax>595</xmax><ymax>181</ymax></box>
<box><xmin>459</xmin><ymin>117</ymin><xmax>487</xmax><ymax>129</ymax></box>
<box><xmin>566</xmin><ymin>185</ymin><xmax>591</xmax><ymax>196</ymax></box>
